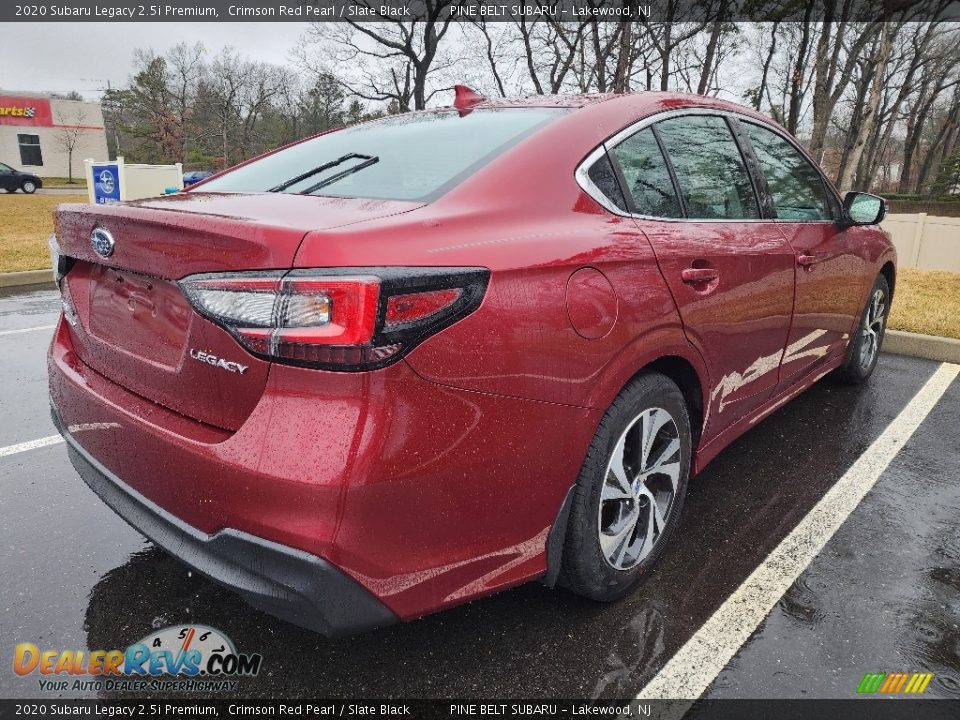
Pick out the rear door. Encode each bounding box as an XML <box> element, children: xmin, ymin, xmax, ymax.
<box><xmin>737</xmin><ymin>120</ymin><xmax>866</xmax><ymax>385</ymax></box>
<box><xmin>607</xmin><ymin>114</ymin><xmax>795</xmax><ymax>439</ymax></box>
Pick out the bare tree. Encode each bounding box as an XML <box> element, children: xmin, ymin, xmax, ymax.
<box><xmin>236</xmin><ymin>63</ymin><xmax>285</xmax><ymax>161</ymax></box>
<box><xmin>674</xmin><ymin>20</ymin><xmax>742</xmax><ymax>95</ymax></box>
<box><xmin>636</xmin><ymin>18</ymin><xmax>712</xmax><ymax>93</ymax></box>
<box><xmin>165</xmin><ymin>42</ymin><xmax>206</xmax><ymax>162</ymax></box>
<box><xmin>127</xmin><ymin>43</ymin><xmax>205</xmax><ymax>164</ymax></box>
<box><xmin>468</xmin><ymin>19</ymin><xmax>509</xmax><ymax>97</ymax></box>
<box><xmin>859</xmin><ymin>21</ymin><xmax>946</xmax><ymax>189</ymax></box>
<box><xmin>744</xmin><ymin>22</ymin><xmax>780</xmax><ymax>110</ymax></box>
<box><xmin>915</xmin><ymin>82</ymin><xmax>960</xmax><ymax>191</ymax></box>
<box><xmin>697</xmin><ymin>0</ymin><xmax>732</xmax><ymax>94</ymax></box>
<box><xmin>899</xmin><ymin>48</ymin><xmax>960</xmax><ymax>191</ymax></box>
<box><xmin>53</xmin><ymin>106</ymin><xmax>88</xmax><ymax>184</ymax></box>
<box><xmin>300</xmin><ymin>1</ymin><xmax>456</xmax><ymax>111</ymax></box>
<box><xmin>838</xmin><ymin>21</ymin><xmax>895</xmax><ymax>190</ymax></box>
<box><xmin>577</xmin><ymin>7</ymin><xmax>629</xmax><ymax>93</ymax></box>
<box><xmin>206</xmin><ymin>48</ymin><xmax>245</xmax><ymax>167</ymax></box>
<box><xmin>514</xmin><ymin>19</ymin><xmax>591</xmax><ymax>94</ymax></box>
<box><xmin>802</xmin><ymin>0</ymin><xmax>884</xmax><ymax>161</ymax></box>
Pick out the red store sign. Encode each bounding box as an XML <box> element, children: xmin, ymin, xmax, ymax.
<box><xmin>0</xmin><ymin>96</ymin><xmax>54</xmax><ymax>127</ymax></box>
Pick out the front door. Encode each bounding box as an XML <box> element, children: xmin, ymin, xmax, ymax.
<box><xmin>608</xmin><ymin>114</ymin><xmax>795</xmax><ymax>440</ymax></box>
<box><xmin>737</xmin><ymin>120</ymin><xmax>866</xmax><ymax>384</ymax></box>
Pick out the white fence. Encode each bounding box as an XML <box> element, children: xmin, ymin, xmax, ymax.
<box><xmin>881</xmin><ymin>213</ymin><xmax>960</xmax><ymax>273</ymax></box>
<box><xmin>84</xmin><ymin>156</ymin><xmax>183</xmax><ymax>204</ymax></box>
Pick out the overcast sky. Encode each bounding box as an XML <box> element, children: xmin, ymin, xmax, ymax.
<box><xmin>2</xmin><ymin>21</ymin><xmax>755</xmax><ymax>109</ymax></box>
<box><xmin>3</xmin><ymin>23</ymin><xmax>309</xmax><ymax>99</ymax></box>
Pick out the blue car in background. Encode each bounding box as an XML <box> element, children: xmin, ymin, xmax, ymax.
<box><xmin>183</xmin><ymin>170</ymin><xmax>213</xmax><ymax>186</ymax></box>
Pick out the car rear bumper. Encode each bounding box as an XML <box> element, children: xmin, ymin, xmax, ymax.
<box><xmin>52</xmin><ymin>405</ymin><xmax>397</xmax><ymax>637</ymax></box>
<box><xmin>49</xmin><ymin>316</ymin><xmax>599</xmax><ymax>625</ymax></box>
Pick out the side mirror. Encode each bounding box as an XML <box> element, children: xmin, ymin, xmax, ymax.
<box><xmin>842</xmin><ymin>192</ymin><xmax>886</xmax><ymax>227</ymax></box>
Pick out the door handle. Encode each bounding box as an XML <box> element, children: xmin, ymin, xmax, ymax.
<box><xmin>797</xmin><ymin>253</ymin><xmax>821</xmax><ymax>266</ymax></box>
<box><xmin>681</xmin><ymin>268</ymin><xmax>719</xmax><ymax>284</ymax></box>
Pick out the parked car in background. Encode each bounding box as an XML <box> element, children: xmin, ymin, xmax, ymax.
<box><xmin>182</xmin><ymin>170</ymin><xmax>213</xmax><ymax>186</ymax></box>
<box><xmin>0</xmin><ymin>162</ymin><xmax>42</xmax><ymax>193</ymax></box>
<box><xmin>47</xmin><ymin>89</ymin><xmax>894</xmax><ymax>636</ymax></box>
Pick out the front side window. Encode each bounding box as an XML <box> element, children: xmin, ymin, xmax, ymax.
<box><xmin>17</xmin><ymin>134</ymin><xmax>42</xmax><ymax>167</ymax></box>
<box><xmin>200</xmin><ymin>108</ymin><xmax>566</xmax><ymax>202</ymax></box>
<box><xmin>608</xmin><ymin>128</ymin><xmax>683</xmax><ymax>218</ymax></box>
<box><xmin>742</xmin><ymin>121</ymin><xmax>835</xmax><ymax>221</ymax></box>
<box><xmin>655</xmin><ymin>116</ymin><xmax>760</xmax><ymax>220</ymax></box>
<box><xmin>0</xmin><ymin>162</ymin><xmax>13</xmax><ymax>173</ymax></box>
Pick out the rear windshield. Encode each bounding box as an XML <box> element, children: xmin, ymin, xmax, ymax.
<box><xmin>198</xmin><ymin>108</ymin><xmax>566</xmax><ymax>202</ymax></box>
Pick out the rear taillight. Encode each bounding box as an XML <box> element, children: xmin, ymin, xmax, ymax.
<box><xmin>49</xmin><ymin>235</ymin><xmax>78</xmax><ymax>327</ymax></box>
<box><xmin>48</xmin><ymin>235</ymin><xmax>75</xmax><ymax>288</ymax></box>
<box><xmin>180</xmin><ymin>268</ymin><xmax>488</xmax><ymax>371</ymax></box>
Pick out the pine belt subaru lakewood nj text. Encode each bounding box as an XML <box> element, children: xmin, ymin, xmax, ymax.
<box><xmin>48</xmin><ymin>87</ymin><xmax>895</xmax><ymax>635</ymax></box>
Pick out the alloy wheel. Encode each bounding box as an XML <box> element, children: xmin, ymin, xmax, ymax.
<box><xmin>597</xmin><ymin>407</ymin><xmax>681</xmax><ymax>571</ymax></box>
<box><xmin>859</xmin><ymin>288</ymin><xmax>886</xmax><ymax>369</ymax></box>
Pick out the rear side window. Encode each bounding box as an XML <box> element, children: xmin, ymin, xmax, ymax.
<box><xmin>586</xmin><ymin>152</ymin><xmax>629</xmax><ymax>212</ymax></box>
<box><xmin>742</xmin><ymin>121</ymin><xmax>835</xmax><ymax>221</ymax></box>
<box><xmin>655</xmin><ymin>116</ymin><xmax>760</xmax><ymax>220</ymax></box>
<box><xmin>608</xmin><ymin>128</ymin><xmax>683</xmax><ymax>218</ymax></box>
<box><xmin>199</xmin><ymin>108</ymin><xmax>566</xmax><ymax>202</ymax></box>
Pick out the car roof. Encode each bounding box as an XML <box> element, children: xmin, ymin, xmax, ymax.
<box><xmin>455</xmin><ymin>93</ymin><xmax>615</xmax><ymax>109</ymax></box>
<box><xmin>441</xmin><ymin>90</ymin><xmax>773</xmax><ymax>125</ymax></box>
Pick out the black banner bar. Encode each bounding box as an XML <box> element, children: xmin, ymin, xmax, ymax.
<box><xmin>2</xmin><ymin>700</ymin><xmax>960</xmax><ymax>720</ymax></box>
<box><xmin>4</xmin><ymin>0</ymin><xmax>960</xmax><ymax>23</ymax></box>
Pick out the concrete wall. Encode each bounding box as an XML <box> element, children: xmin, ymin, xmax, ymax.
<box><xmin>881</xmin><ymin>214</ymin><xmax>960</xmax><ymax>273</ymax></box>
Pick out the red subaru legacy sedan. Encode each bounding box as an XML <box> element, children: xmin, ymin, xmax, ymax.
<box><xmin>48</xmin><ymin>90</ymin><xmax>894</xmax><ymax>636</ymax></box>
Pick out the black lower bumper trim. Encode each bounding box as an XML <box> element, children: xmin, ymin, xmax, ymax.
<box><xmin>52</xmin><ymin>407</ymin><xmax>397</xmax><ymax>637</ymax></box>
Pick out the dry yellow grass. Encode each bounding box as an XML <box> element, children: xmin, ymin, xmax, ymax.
<box><xmin>40</xmin><ymin>177</ymin><xmax>87</xmax><ymax>189</ymax></box>
<box><xmin>887</xmin><ymin>267</ymin><xmax>960</xmax><ymax>340</ymax></box>
<box><xmin>0</xmin><ymin>193</ymin><xmax>86</xmax><ymax>273</ymax></box>
<box><xmin>1</xmin><ymin>197</ymin><xmax>958</xmax><ymax>339</ymax></box>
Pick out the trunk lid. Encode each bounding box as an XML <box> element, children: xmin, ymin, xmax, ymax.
<box><xmin>54</xmin><ymin>192</ymin><xmax>421</xmax><ymax>431</ymax></box>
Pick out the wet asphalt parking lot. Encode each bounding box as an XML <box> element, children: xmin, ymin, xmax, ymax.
<box><xmin>1</xmin><ymin>283</ymin><xmax>958</xmax><ymax>702</ymax></box>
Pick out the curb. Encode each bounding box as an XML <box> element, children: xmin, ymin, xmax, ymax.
<box><xmin>0</xmin><ymin>270</ymin><xmax>53</xmax><ymax>289</ymax></box>
<box><xmin>883</xmin><ymin>329</ymin><xmax>960</xmax><ymax>365</ymax></box>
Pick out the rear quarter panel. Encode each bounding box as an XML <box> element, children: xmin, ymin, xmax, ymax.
<box><xmin>407</xmin><ymin>214</ymin><xmax>690</xmax><ymax>409</ymax></box>
<box><xmin>296</xmin><ymin>195</ymin><xmax>693</xmax><ymax>411</ymax></box>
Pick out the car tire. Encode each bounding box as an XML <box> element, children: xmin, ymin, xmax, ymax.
<box><xmin>840</xmin><ymin>274</ymin><xmax>890</xmax><ymax>385</ymax></box>
<box><xmin>559</xmin><ymin>371</ymin><xmax>691</xmax><ymax>602</ymax></box>
<box><xmin>21</xmin><ymin>180</ymin><xmax>37</xmax><ymax>194</ymax></box>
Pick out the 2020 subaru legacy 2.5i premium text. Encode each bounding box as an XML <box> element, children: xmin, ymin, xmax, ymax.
<box><xmin>48</xmin><ymin>88</ymin><xmax>895</xmax><ymax>636</ymax></box>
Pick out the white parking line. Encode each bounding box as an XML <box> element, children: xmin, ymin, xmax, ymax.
<box><xmin>0</xmin><ymin>324</ymin><xmax>56</xmax><ymax>337</ymax></box>
<box><xmin>638</xmin><ymin>361</ymin><xmax>960</xmax><ymax>702</ymax></box>
<box><xmin>0</xmin><ymin>435</ymin><xmax>63</xmax><ymax>459</ymax></box>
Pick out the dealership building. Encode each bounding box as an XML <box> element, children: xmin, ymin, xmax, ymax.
<box><xmin>0</xmin><ymin>91</ymin><xmax>109</xmax><ymax>178</ymax></box>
